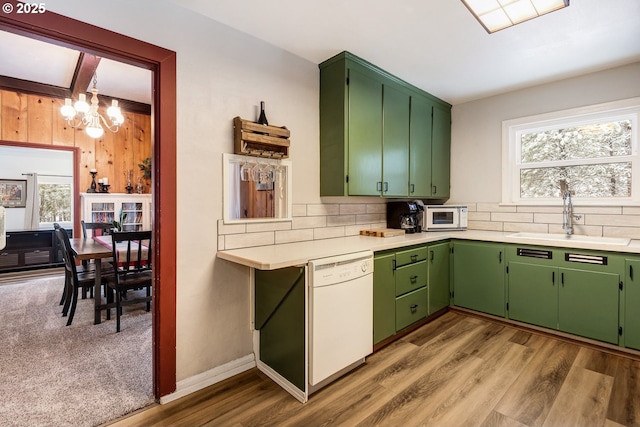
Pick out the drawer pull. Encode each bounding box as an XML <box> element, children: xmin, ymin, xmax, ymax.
<box><xmin>410</xmin><ymin>275</ymin><xmax>418</xmax><ymax>284</ymax></box>
<box><xmin>410</xmin><ymin>254</ymin><xmax>418</xmax><ymax>262</ymax></box>
<box><xmin>410</xmin><ymin>304</ymin><xmax>418</xmax><ymax>313</ymax></box>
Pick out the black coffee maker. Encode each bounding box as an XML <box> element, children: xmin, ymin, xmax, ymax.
<box><xmin>387</xmin><ymin>201</ymin><xmax>423</xmax><ymax>233</ymax></box>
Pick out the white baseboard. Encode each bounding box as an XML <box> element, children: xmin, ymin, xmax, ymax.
<box><xmin>159</xmin><ymin>354</ymin><xmax>256</xmax><ymax>404</ymax></box>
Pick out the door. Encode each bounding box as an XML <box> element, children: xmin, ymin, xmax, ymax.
<box><xmin>559</xmin><ymin>268</ymin><xmax>619</xmax><ymax>344</ymax></box>
<box><xmin>348</xmin><ymin>68</ymin><xmax>382</xmax><ymax>196</ymax></box>
<box><xmin>382</xmin><ymin>84</ymin><xmax>409</xmax><ymax>197</ymax></box>
<box><xmin>453</xmin><ymin>241</ymin><xmax>505</xmax><ymax>317</ymax></box>
<box><xmin>431</xmin><ymin>104</ymin><xmax>451</xmax><ymax>198</ymax></box>
<box><xmin>626</xmin><ymin>259</ymin><xmax>640</xmax><ymax>350</ymax></box>
<box><xmin>428</xmin><ymin>241</ymin><xmax>450</xmax><ymax>314</ymax></box>
<box><xmin>373</xmin><ymin>252</ymin><xmax>396</xmax><ymax>344</ymax></box>
<box><xmin>508</xmin><ymin>262</ymin><xmax>558</xmax><ymax>329</ymax></box>
<box><xmin>409</xmin><ymin>96</ymin><xmax>433</xmax><ymax>198</ymax></box>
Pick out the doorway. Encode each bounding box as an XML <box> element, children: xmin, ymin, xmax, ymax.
<box><xmin>0</xmin><ymin>3</ymin><xmax>177</xmax><ymax>399</ymax></box>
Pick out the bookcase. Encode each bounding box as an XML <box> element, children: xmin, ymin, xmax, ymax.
<box><xmin>80</xmin><ymin>193</ymin><xmax>152</xmax><ymax>231</ymax></box>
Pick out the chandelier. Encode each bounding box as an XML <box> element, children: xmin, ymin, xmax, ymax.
<box><xmin>60</xmin><ymin>73</ymin><xmax>125</xmax><ymax>139</ymax></box>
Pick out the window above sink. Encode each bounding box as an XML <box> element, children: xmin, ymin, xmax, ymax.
<box><xmin>501</xmin><ymin>97</ymin><xmax>640</xmax><ymax>206</ymax></box>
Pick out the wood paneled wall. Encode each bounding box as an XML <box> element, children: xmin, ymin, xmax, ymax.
<box><xmin>0</xmin><ymin>89</ymin><xmax>152</xmax><ymax>193</ymax></box>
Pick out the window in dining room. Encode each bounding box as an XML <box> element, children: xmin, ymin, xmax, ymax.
<box><xmin>39</xmin><ymin>175</ymin><xmax>73</xmax><ymax>229</ymax></box>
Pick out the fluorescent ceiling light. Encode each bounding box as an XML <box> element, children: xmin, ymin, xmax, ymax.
<box><xmin>461</xmin><ymin>0</ymin><xmax>569</xmax><ymax>33</ymax></box>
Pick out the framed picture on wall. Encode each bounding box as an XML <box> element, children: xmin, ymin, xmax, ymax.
<box><xmin>0</xmin><ymin>179</ymin><xmax>27</xmax><ymax>208</ymax></box>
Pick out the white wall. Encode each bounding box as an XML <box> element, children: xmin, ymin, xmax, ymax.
<box><xmin>44</xmin><ymin>0</ymin><xmax>320</xmax><ymax>382</ymax></box>
<box><xmin>450</xmin><ymin>61</ymin><xmax>640</xmax><ymax>203</ymax></box>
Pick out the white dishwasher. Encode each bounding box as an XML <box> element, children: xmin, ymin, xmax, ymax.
<box><xmin>308</xmin><ymin>250</ymin><xmax>374</xmax><ymax>387</ymax></box>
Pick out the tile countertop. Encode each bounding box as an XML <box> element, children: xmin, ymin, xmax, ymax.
<box><xmin>217</xmin><ymin>230</ymin><xmax>640</xmax><ymax>270</ymax></box>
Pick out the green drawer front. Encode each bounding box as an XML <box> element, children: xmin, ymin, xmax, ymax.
<box><xmin>396</xmin><ymin>287</ymin><xmax>427</xmax><ymax>331</ymax></box>
<box><xmin>396</xmin><ymin>246</ymin><xmax>428</xmax><ymax>268</ymax></box>
<box><xmin>395</xmin><ymin>260</ymin><xmax>427</xmax><ymax>296</ymax></box>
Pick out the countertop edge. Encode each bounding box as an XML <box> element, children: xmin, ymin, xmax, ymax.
<box><xmin>217</xmin><ymin>230</ymin><xmax>640</xmax><ymax>270</ymax></box>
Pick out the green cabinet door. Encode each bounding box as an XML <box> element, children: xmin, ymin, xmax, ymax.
<box><xmin>431</xmin><ymin>104</ymin><xmax>451</xmax><ymax>198</ymax></box>
<box><xmin>626</xmin><ymin>259</ymin><xmax>640</xmax><ymax>350</ymax></box>
<box><xmin>382</xmin><ymin>84</ymin><xmax>410</xmax><ymax>197</ymax></box>
<box><xmin>453</xmin><ymin>241</ymin><xmax>505</xmax><ymax>317</ymax></box>
<box><xmin>558</xmin><ymin>268</ymin><xmax>619</xmax><ymax>344</ymax></box>
<box><xmin>428</xmin><ymin>241</ymin><xmax>450</xmax><ymax>314</ymax></box>
<box><xmin>373</xmin><ymin>252</ymin><xmax>396</xmax><ymax>344</ymax></box>
<box><xmin>347</xmin><ymin>67</ymin><xmax>382</xmax><ymax>196</ymax></box>
<box><xmin>508</xmin><ymin>262</ymin><xmax>558</xmax><ymax>329</ymax></box>
<box><xmin>409</xmin><ymin>96</ymin><xmax>433</xmax><ymax>198</ymax></box>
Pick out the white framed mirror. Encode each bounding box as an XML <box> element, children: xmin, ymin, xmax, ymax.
<box><xmin>223</xmin><ymin>153</ymin><xmax>292</xmax><ymax>223</ymax></box>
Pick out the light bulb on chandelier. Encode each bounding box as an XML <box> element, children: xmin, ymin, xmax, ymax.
<box><xmin>60</xmin><ymin>73</ymin><xmax>125</xmax><ymax>139</ymax></box>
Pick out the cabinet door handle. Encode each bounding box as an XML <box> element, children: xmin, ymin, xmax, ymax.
<box><xmin>376</xmin><ymin>182</ymin><xmax>382</xmax><ymax>192</ymax></box>
<box><xmin>432</xmin><ymin>185</ymin><xmax>437</xmax><ymax>194</ymax></box>
<box><xmin>631</xmin><ymin>265</ymin><xmax>634</xmax><ymax>280</ymax></box>
<box><xmin>561</xmin><ymin>272</ymin><xmax>565</xmax><ymax>286</ymax></box>
<box><xmin>411</xmin><ymin>254</ymin><xmax>418</xmax><ymax>262</ymax></box>
<box><xmin>552</xmin><ymin>271</ymin><xmax>555</xmax><ymax>285</ymax></box>
<box><xmin>430</xmin><ymin>250</ymin><xmax>434</xmax><ymax>262</ymax></box>
<box><xmin>384</xmin><ymin>182</ymin><xmax>388</xmax><ymax>193</ymax></box>
<box><xmin>499</xmin><ymin>251</ymin><xmax>502</xmax><ymax>264</ymax></box>
<box><xmin>410</xmin><ymin>275</ymin><xmax>418</xmax><ymax>284</ymax></box>
<box><xmin>410</xmin><ymin>304</ymin><xmax>418</xmax><ymax>313</ymax></box>
<box><xmin>410</xmin><ymin>183</ymin><xmax>415</xmax><ymax>194</ymax></box>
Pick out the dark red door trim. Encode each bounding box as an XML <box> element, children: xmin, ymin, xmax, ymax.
<box><xmin>0</xmin><ymin>1</ymin><xmax>178</xmax><ymax>398</ymax></box>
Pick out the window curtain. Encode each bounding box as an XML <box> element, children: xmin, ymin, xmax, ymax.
<box><xmin>24</xmin><ymin>172</ymin><xmax>40</xmax><ymax>230</ymax></box>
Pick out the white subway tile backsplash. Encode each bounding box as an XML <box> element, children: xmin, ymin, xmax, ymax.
<box><xmin>491</xmin><ymin>212</ymin><xmax>533</xmax><ymax>223</ymax></box>
<box><xmin>340</xmin><ymin>204</ymin><xmax>367</xmax><ymax>215</ymax></box>
<box><xmin>307</xmin><ymin>204</ymin><xmax>340</xmax><ymax>216</ymax></box>
<box><xmin>217</xmin><ymin>201</ymin><xmax>640</xmax><ymax>249</ymax></box>
<box><xmin>246</xmin><ymin>221</ymin><xmax>292</xmax><ymax>233</ymax></box>
<box><xmin>224</xmin><ymin>232</ymin><xmax>275</xmax><ymax>249</ymax></box>
<box><xmin>314</xmin><ymin>226</ymin><xmax>345</xmax><ymax>240</ymax></box>
<box><xmin>275</xmin><ymin>229</ymin><xmax>314</xmax><ymax>244</ymax></box>
<box><xmin>292</xmin><ymin>216</ymin><xmax>327</xmax><ymax>229</ymax></box>
<box><xmin>327</xmin><ymin>215</ymin><xmax>356</xmax><ymax>226</ymax></box>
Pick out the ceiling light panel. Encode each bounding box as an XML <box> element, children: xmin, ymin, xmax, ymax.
<box><xmin>461</xmin><ymin>0</ymin><xmax>569</xmax><ymax>33</ymax></box>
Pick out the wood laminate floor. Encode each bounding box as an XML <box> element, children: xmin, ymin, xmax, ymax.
<box><xmin>108</xmin><ymin>311</ymin><xmax>640</xmax><ymax>427</ymax></box>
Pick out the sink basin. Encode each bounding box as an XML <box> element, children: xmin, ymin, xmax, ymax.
<box><xmin>508</xmin><ymin>232</ymin><xmax>630</xmax><ymax>246</ymax></box>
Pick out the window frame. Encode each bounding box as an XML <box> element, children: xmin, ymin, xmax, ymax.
<box><xmin>502</xmin><ymin>97</ymin><xmax>640</xmax><ymax>206</ymax></box>
<box><xmin>38</xmin><ymin>175</ymin><xmax>74</xmax><ymax>230</ymax></box>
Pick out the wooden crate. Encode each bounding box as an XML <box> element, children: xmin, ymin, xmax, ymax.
<box><xmin>233</xmin><ymin>116</ymin><xmax>290</xmax><ymax>158</ymax></box>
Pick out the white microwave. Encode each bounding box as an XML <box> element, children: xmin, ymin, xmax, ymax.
<box><xmin>423</xmin><ymin>205</ymin><xmax>468</xmax><ymax>231</ymax></box>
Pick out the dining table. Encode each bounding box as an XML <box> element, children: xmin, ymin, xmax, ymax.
<box><xmin>69</xmin><ymin>237</ymin><xmax>112</xmax><ymax>324</ymax></box>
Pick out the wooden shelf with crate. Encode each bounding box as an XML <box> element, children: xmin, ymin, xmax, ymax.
<box><xmin>233</xmin><ymin>116</ymin><xmax>290</xmax><ymax>159</ymax></box>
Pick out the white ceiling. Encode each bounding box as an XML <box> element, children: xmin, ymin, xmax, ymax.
<box><xmin>0</xmin><ymin>30</ymin><xmax>152</xmax><ymax>104</ymax></box>
<box><xmin>170</xmin><ymin>0</ymin><xmax>640</xmax><ymax>105</ymax></box>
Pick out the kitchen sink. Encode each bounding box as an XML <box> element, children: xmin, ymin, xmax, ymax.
<box><xmin>508</xmin><ymin>232</ymin><xmax>630</xmax><ymax>246</ymax></box>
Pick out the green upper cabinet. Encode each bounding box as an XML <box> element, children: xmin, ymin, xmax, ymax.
<box><xmin>431</xmin><ymin>104</ymin><xmax>451</xmax><ymax>199</ymax></box>
<box><xmin>319</xmin><ymin>51</ymin><xmax>451</xmax><ymax>198</ymax></box>
<box><xmin>347</xmin><ymin>68</ymin><xmax>383</xmax><ymax>195</ymax></box>
<box><xmin>409</xmin><ymin>95</ymin><xmax>433</xmax><ymax>198</ymax></box>
<box><xmin>382</xmin><ymin>84</ymin><xmax>410</xmax><ymax>197</ymax></box>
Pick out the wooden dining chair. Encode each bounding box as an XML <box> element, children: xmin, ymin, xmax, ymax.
<box><xmin>54</xmin><ymin>227</ymin><xmax>110</xmax><ymax>326</ymax></box>
<box><xmin>81</xmin><ymin>220</ymin><xmax>112</xmax><ymax>238</ymax></box>
<box><xmin>105</xmin><ymin>230</ymin><xmax>153</xmax><ymax>332</ymax></box>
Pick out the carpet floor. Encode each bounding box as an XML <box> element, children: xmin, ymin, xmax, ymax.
<box><xmin>0</xmin><ymin>273</ymin><xmax>154</xmax><ymax>427</ymax></box>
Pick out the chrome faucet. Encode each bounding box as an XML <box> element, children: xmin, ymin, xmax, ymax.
<box><xmin>562</xmin><ymin>191</ymin><xmax>582</xmax><ymax>235</ymax></box>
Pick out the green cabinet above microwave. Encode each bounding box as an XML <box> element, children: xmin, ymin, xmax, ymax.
<box><xmin>319</xmin><ymin>51</ymin><xmax>451</xmax><ymax>198</ymax></box>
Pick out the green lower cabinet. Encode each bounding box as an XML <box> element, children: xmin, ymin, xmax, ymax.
<box><xmin>428</xmin><ymin>241</ymin><xmax>450</xmax><ymax>314</ymax></box>
<box><xmin>373</xmin><ymin>252</ymin><xmax>396</xmax><ymax>344</ymax></box>
<box><xmin>396</xmin><ymin>287</ymin><xmax>428</xmax><ymax>330</ymax></box>
<box><xmin>453</xmin><ymin>241</ymin><xmax>505</xmax><ymax>317</ymax></box>
<box><xmin>625</xmin><ymin>259</ymin><xmax>640</xmax><ymax>350</ymax></box>
<box><xmin>558</xmin><ymin>268</ymin><xmax>620</xmax><ymax>344</ymax></box>
<box><xmin>508</xmin><ymin>261</ymin><xmax>558</xmax><ymax>329</ymax></box>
